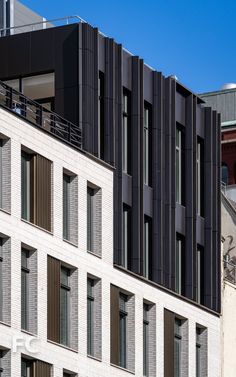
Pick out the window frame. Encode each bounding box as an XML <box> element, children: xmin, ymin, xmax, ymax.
<box><xmin>119</xmin><ymin>293</ymin><xmax>128</xmax><ymax>369</ymax></box>
<box><xmin>122</xmin><ymin>89</ymin><xmax>131</xmax><ymax>175</ymax></box>
<box><xmin>21</xmin><ymin>248</ymin><xmax>30</xmax><ymax>331</ymax></box>
<box><xmin>143</xmin><ymin>303</ymin><xmax>149</xmax><ymax>376</ymax></box>
<box><xmin>175</xmin><ymin>234</ymin><xmax>185</xmax><ymax>295</ymax></box>
<box><xmin>144</xmin><ymin>102</ymin><xmax>152</xmax><ymax>186</ymax></box>
<box><xmin>122</xmin><ymin>204</ymin><xmax>131</xmax><ymax>269</ymax></box>
<box><xmin>63</xmin><ymin>173</ymin><xmax>71</xmax><ymax>241</ymax></box>
<box><xmin>87</xmin><ymin>278</ymin><xmax>95</xmax><ymax>356</ymax></box>
<box><xmin>176</xmin><ymin>125</ymin><xmax>185</xmax><ymax>205</ymax></box>
<box><xmin>60</xmin><ymin>266</ymin><xmax>71</xmax><ymax>347</ymax></box>
<box><xmin>174</xmin><ymin>318</ymin><xmax>182</xmax><ymax>377</ymax></box>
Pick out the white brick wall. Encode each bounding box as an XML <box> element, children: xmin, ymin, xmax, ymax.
<box><xmin>0</xmin><ymin>108</ymin><xmax>221</xmax><ymax>377</ymax></box>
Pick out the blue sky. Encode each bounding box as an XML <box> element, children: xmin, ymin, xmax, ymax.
<box><xmin>20</xmin><ymin>0</ymin><xmax>236</xmax><ymax>93</ymax></box>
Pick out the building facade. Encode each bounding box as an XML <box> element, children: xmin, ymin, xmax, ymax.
<box><xmin>0</xmin><ymin>2</ymin><xmax>222</xmax><ymax>377</ymax></box>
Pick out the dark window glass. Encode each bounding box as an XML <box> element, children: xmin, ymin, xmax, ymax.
<box><xmin>122</xmin><ymin>89</ymin><xmax>131</xmax><ymax>174</ymax></box>
<box><xmin>63</xmin><ymin>173</ymin><xmax>71</xmax><ymax>240</ymax></box>
<box><xmin>21</xmin><ymin>359</ymin><xmax>32</xmax><ymax>377</ymax></box>
<box><xmin>119</xmin><ymin>293</ymin><xmax>127</xmax><ymax>368</ymax></box>
<box><xmin>174</xmin><ymin>318</ymin><xmax>182</xmax><ymax>377</ymax></box>
<box><xmin>122</xmin><ymin>205</ymin><xmax>131</xmax><ymax>269</ymax></box>
<box><xmin>143</xmin><ymin>304</ymin><xmax>149</xmax><ymax>376</ymax></box>
<box><xmin>196</xmin><ymin>327</ymin><xmax>201</xmax><ymax>377</ymax></box>
<box><xmin>175</xmin><ymin>234</ymin><xmax>185</xmax><ymax>295</ymax></box>
<box><xmin>0</xmin><ymin>239</ymin><xmax>3</xmax><ymax>322</ymax></box>
<box><xmin>144</xmin><ymin>216</ymin><xmax>152</xmax><ymax>279</ymax></box>
<box><xmin>197</xmin><ymin>138</ymin><xmax>204</xmax><ymax>216</ymax></box>
<box><xmin>21</xmin><ymin>152</ymin><xmax>32</xmax><ymax>221</ymax></box>
<box><xmin>87</xmin><ymin>278</ymin><xmax>94</xmax><ymax>356</ymax></box>
<box><xmin>99</xmin><ymin>71</ymin><xmax>105</xmax><ymax>159</ymax></box>
<box><xmin>196</xmin><ymin>246</ymin><xmax>204</xmax><ymax>304</ymax></box>
<box><xmin>60</xmin><ymin>267</ymin><xmax>70</xmax><ymax>346</ymax></box>
<box><xmin>221</xmin><ymin>163</ymin><xmax>229</xmax><ymax>185</ymax></box>
<box><xmin>21</xmin><ymin>249</ymin><xmax>30</xmax><ymax>330</ymax></box>
<box><xmin>87</xmin><ymin>187</ymin><xmax>95</xmax><ymax>252</ymax></box>
<box><xmin>144</xmin><ymin>103</ymin><xmax>152</xmax><ymax>186</ymax></box>
<box><xmin>176</xmin><ymin>125</ymin><xmax>185</xmax><ymax>205</ymax></box>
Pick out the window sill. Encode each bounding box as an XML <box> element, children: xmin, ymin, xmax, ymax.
<box><xmin>63</xmin><ymin>238</ymin><xmax>78</xmax><ymax>248</ymax></box>
<box><xmin>110</xmin><ymin>363</ymin><xmax>135</xmax><ymax>375</ymax></box>
<box><xmin>47</xmin><ymin>339</ymin><xmax>78</xmax><ymax>353</ymax></box>
<box><xmin>21</xmin><ymin>218</ymin><xmax>53</xmax><ymax>235</ymax></box>
<box><xmin>0</xmin><ymin>208</ymin><xmax>11</xmax><ymax>216</ymax></box>
<box><xmin>0</xmin><ymin>320</ymin><xmax>11</xmax><ymax>328</ymax></box>
<box><xmin>21</xmin><ymin>329</ymin><xmax>37</xmax><ymax>337</ymax></box>
<box><xmin>87</xmin><ymin>250</ymin><xmax>102</xmax><ymax>259</ymax></box>
<box><xmin>87</xmin><ymin>354</ymin><xmax>102</xmax><ymax>362</ymax></box>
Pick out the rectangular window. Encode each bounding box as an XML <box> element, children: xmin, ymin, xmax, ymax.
<box><xmin>21</xmin><ymin>358</ymin><xmax>51</xmax><ymax>377</ymax></box>
<box><xmin>175</xmin><ymin>235</ymin><xmax>185</xmax><ymax>295</ymax></box>
<box><xmin>122</xmin><ymin>89</ymin><xmax>131</xmax><ymax>174</ymax></box>
<box><xmin>144</xmin><ymin>216</ymin><xmax>152</xmax><ymax>279</ymax></box>
<box><xmin>0</xmin><ymin>237</ymin><xmax>11</xmax><ymax>325</ymax></box>
<box><xmin>122</xmin><ymin>205</ymin><xmax>131</xmax><ymax>268</ymax></box>
<box><xmin>98</xmin><ymin>71</ymin><xmax>105</xmax><ymax>160</ymax></box>
<box><xmin>48</xmin><ymin>256</ymin><xmax>78</xmax><ymax>349</ymax></box>
<box><xmin>144</xmin><ymin>103</ymin><xmax>152</xmax><ymax>186</ymax></box>
<box><xmin>21</xmin><ymin>149</ymin><xmax>52</xmax><ymax>231</ymax></box>
<box><xmin>60</xmin><ymin>266</ymin><xmax>70</xmax><ymax>347</ymax></box>
<box><xmin>63</xmin><ymin>171</ymin><xmax>78</xmax><ymax>244</ymax></box>
<box><xmin>196</xmin><ymin>327</ymin><xmax>201</xmax><ymax>377</ymax></box>
<box><xmin>0</xmin><ymin>239</ymin><xmax>3</xmax><ymax>322</ymax></box>
<box><xmin>176</xmin><ymin>126</ymin><xmax>185</xmax><ymax>205</ymax></box>
<box><xmin>0</xmin><ymin>350</ymin><xmax>3</xmax><ymax>376</ymax></box>
<box><xmin>174</xmin><ymin>318</ymin><xmax>182</xmax><ymax>377</ymax></box>
<box><xmin>0</xmin><ymin>137</ymin><xmax>10</xmax><ymax>213</ymax></box>
<box><xmin>196</xmin><ymin>246</ymin><xmax>204</xmax><ymax>304</ymax></box>
<box><xmin>87</xmin><ymin>185</ymin><xmax>102</xmax><ymax>256</ymax></box>
<box><xmin>119</xmin><ymin>293</ymin><xmax>127</xmax><ymax>369</ymax></box>
<box><xmin>196</xmin><ymin>326</ymin><xmax>207</xmax><ymax>377</ymax></box>
<box><xmin>197</xmin><ymin>138</ymin><xmax>204</xmax><ymax>216</ymax></box>
<box><xmin>21</xmin><ymin>249</ymin><xmax>29</xmax><ymax>331</ymax></box>
<box><xmin>87</xmin><ymin>278</ymin><xmax>94</xmax><ymax>356</ymax></box>
<box><xmin>143</xmin><ymin>304</ymin><xmax>149</xmax><ymax>376</ymax></box>
<box><xmin>63</xmin><ymin>173</ymin><xmax>70</xmax><ymax>240</ymax></box>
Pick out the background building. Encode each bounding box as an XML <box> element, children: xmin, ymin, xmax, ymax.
<box><xmin>0</xmin><ymin>1</ymin><xmax>222</xmax><ymax>376</ymax></box>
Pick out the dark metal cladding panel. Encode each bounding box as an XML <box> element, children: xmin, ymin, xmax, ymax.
<box><xmin>163</xmin><ymin>77</ymin><xmax>172</xmax><ymax>289</ymax></box>
<box><xmin>204</xmin><ymin>107</ymin><xmax>213</xmax><ymax>308</ymax></box>
<box><xmin>212</xmin><ymin>110</ymin><xmax>217</xmax><ymax>311</ymax></box>
<box><xmin>152</xmin><ymin>72</ymin><xmax>164</xmax><ymax>284</ymax></box>
<box><xmin>81</xmin><ymin>23</ymin><xmax>99</xmax><ymax>155</ymax></box>
<box><xmin>192</xmin><ymin>96</ymin><xmax>197</xmax><ymax>300</ymax></box>
<box><xmin>185</xmin><ymin>94</ymin><xmax>194</xmax><ymax>300</ymax></box>
<box><xmin>140</xmin><ymin>60</ymin><xmax>144</xmax><ymax>276</ymax></box>
<box><xmin>170</xmin><ymin>79</ymin><xmax>176</xmax><ymax>291</ymax></box>
<box><xmin>216</xmin><ymin>112</ymin><xmax>222</xmax><ymax>313</ymax></box>
<box><xmin>130</xmin><ymin>56</ymin><xmax>142</xmax><ymax>274</ymax></box>
<box><xmin>113</xmin><ymin>44</ymin><xmax>123</xmax><ymax>265</ymax></box>
<box><xmin>104</xmin><ymin>38</ymin><xmax>115</xmax><ymax>165</ymax></box>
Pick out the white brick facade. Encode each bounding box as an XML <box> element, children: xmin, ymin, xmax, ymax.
<box><xmin>0</xmin><ymin>108</ymin><xmax>221</xmax><ymax>377</ymax></box>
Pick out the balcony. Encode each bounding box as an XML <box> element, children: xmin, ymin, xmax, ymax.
<box><xmin>0</xmin><ymin>80</ymin><xmax>82</xmax><ymax>149</ymax></box>
<box><xmin>224</xmin><ymin>258</ymin><xmax>236</xmax><ymax>285</ymax></box>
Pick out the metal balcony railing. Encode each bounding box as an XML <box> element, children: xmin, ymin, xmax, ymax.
<box><xmin>224</xmin><ymin>259</ymin><xmax>236</xmax><ymax>285</ymax></box>
<box><xmin>0</xmin><ymin>80</ymin><xmax>82</xmax><ymax>150</ymax></box>
<box><xmin>0</xmin><ymin>15</ymin><xmax>86</xmax><ymax>37</ymax></box>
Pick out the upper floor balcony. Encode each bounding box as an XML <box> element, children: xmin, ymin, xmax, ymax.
<box><xmin>0</xmin><ymin>79</ymin><xmax>82</xmax><ymax>149</ymax></box>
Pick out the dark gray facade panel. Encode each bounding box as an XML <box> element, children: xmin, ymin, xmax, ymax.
<box><xmin>0</xmin><ymin>23</ymin><xmax>221</xmax><ymax>312</ymax></box>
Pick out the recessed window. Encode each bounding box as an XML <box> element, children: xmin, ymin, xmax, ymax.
<box><xmin>0</xmin><ymin>236</ymin><xmax>11</xmax><ymax>324</ymax></box>
<box><xmin>143</xmin><ymin>304</ymin><xmax>149</xmax><ymax>376</ymax></box>
<box><xmin>47</xmin><ymin>256</ymin><xmax>78</xmax><ymax>349</ymax></box>
<box><xmin>63</xmin><ymin>170</ymin><xmax>78</xmax><ymax>244</ymax></box>
<box><xmin>174</xmin><ymin>318</ymin><xmax>182</xmax><ymax>377</ymax></box>
<box><xmin>110</xmin><ymin>285</ymin><xmax>135</xmax><ymax>372</ymax></box>
<box><xmin>4</xmin><ymin>73</ymin><xmax>55</xmax><ymax>111</ymax></box>
<box><xmin>143</xmin><ymin>216</ymin><xmax>152</xmax><ymax>279</ymax></box>
<box><xmin>122</xmin><ymin>204</ymin><xmax>131</xmax><ymax>269</ymax></box>
<box><xmin>0</xmin><ymin>136</ymin><xmax>11</xmax><ymax>212</ymax></box>
<box><xmin>196</xmin><ymin>246</ymin><xmax>204</xmax><ymax>305</ymax></box>
<box><xmin>176</xmin><ymin>125</ymin><xmax>185</xmax><ymax>205</ymax></box>
<box><xmin>87</xmin><ymin>276</ymin><xmax>102</xmax><ymax>359</ymax></box>
<box><xmin>98</xmin><ymin>71</ymin><xmax>105</xmax><ymax>159</ymax></box>
<box><xmin>144</xmin><ymin>103</ymin><xmax>152</xmax><ymax>186</ymax></box>
<box><xmin>196</xmin><ymin>326</ymin><xmax>207</xmax><ymax>377</ymax></box>
<box><xmin>60</xmin><ymin>266</ymin><xmax>71</xmax><ymax>347</ymax></box>
<box><xmin>87</xmin><ymin>184</ymin><xmax>102</xmax><ymax>256</ymax></box>
<box><xmin>122</xmin><ymin>89</ymin><xmax>131</xmax><ymax>174</ymax></box>
<box><xmin>21</xmin><ymin>358</ymin><xmax>51</xmax><ymax>377</ymax></box>
<box><xmin>21</xmin><ymin>148</ymin><xmax>52</xmax><ymax>232</ymax></box>
<box><xmin>175</xmin><ymin>234</ymin><xmax>185</xmax><ymax>295</ymax></box>
<box><xmin>197</xmin><ymin>138</ymin><xmax>204</xmax><ymax>216</ymax></box>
